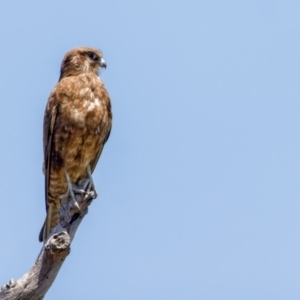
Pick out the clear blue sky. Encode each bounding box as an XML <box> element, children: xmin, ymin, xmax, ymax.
<box><xmin>0</xmin><ymin>1</ymin><xmax>300</xmax><ymax>299</ymax></box>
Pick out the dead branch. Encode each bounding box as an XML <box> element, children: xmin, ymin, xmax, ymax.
<box><xmin>0</xmin><ymin>178</ymin><xmax>95</xmax><ymax>300</ymax></box>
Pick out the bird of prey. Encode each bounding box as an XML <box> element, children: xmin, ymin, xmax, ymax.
<box><xmin>39</xmin><ymin>47</ymin><xmax>112</xmax><ymax>242</ymax></box>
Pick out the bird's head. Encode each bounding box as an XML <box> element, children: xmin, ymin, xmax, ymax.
<box><xmin>59</xmin><ymin>47</ymin><xmax>106</xmax><ymax>80</ymax></box>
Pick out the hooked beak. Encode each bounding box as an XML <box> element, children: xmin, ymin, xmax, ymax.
<box><xmin>99</xmin><ymin>57</ymin><xmax>107</xmax><ymax>69</ymax></box>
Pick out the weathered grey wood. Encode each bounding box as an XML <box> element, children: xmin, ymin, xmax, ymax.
<box><xmin>0</xmin><ymin>179</ymin><xmax>95</xmax><ymax>300</ymax></box>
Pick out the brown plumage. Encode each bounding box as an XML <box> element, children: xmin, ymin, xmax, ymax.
<box><xmin>39</xmin><ymin>47</ymin><xmax>112</xmax><ymax>242</ymax></box>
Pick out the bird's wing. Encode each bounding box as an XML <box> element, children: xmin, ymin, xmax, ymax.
<box><xmin>90</xmin><ymin>126</ymin><xmax>111</xmax><ymax>173</ymax></box>
<box><xmin>39</xmin><ymin>93</ymin><xmax>59</xmax><ymax>242</ymax></box>
<box><xmin>90</xmin><ymin>85</ymin><xmax>112</xmax><ymax>173</ymax></box>
<box><xmin>43</xmin><ymin>97</ymin><xmax>58</xmax><ymax>211</ymax></box>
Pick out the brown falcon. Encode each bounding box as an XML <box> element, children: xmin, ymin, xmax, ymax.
<box><xmin>39</xmin><ymin>47</ymin><xmax>112</xmax><ymax>242</ymax></box>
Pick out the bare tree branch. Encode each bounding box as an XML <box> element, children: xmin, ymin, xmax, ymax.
<box><xmin>0</xmin><ymin>178</ymin><xmax>95</xmax><ymax>300</ymax></box>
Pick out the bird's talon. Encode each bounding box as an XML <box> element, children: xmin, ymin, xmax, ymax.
<box><xmin>86</xmin><ymin>165</ymin><xmax>98</xmax><ymax>198</ymax></box>
<box><xmin>73</xmin><ymin>188</ymin><xmax>87</xmax><ymax>195</ymax></box>
<box><xmin>93</xmin><ymin>188</ymin><xmax>98</xmax><ymax>198</ymax></box>
<box><xmin>72</xmin><ymin>199</ymin><xmax>81</xmax><ymax>211</ymax></box>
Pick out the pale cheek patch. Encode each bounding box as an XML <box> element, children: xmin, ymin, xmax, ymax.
<box><xmin>83</xmin><ymin>60</ymin><xmax>90</xmax><ymax>71</ymax></box>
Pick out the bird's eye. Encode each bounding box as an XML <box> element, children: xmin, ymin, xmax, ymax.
<box><xmin>87</xmin><ymin>52</ymin><xmax>97</xmax><ymax>60</ymax></box>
